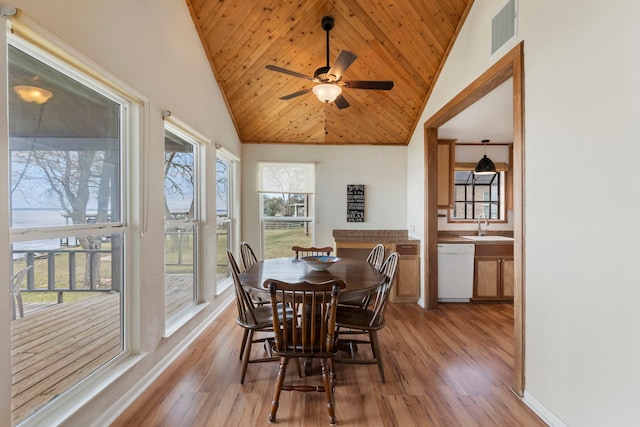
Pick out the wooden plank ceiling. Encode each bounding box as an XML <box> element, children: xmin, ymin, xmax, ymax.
<box><xmin>185</xmin><ymin>0</ymin><xmax>473</xmax><ymax>145</ymax></box>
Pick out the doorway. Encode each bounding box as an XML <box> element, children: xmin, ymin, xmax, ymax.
<box><xmin>423</xmin><ymin>42</ymin><xmax>525</xmax><ymax>395</ymax></box>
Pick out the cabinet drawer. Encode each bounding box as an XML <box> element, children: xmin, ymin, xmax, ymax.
<box><xmin>395</xmin><ymin>243</ymin><xmax>419</xmax><ymax>255</ymax></box>
<box><xmin>474</xmin><ymin>244</ymin><xmax>513</xmax><ymax>257</ymax></box>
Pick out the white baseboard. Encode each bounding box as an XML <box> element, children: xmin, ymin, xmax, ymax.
<box><xmin>523</xmin><ymin>390</ymin><xmax>567</xmax><ymax>427</ymax></box>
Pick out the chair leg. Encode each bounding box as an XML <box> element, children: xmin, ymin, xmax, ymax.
<box><xmin>269</xmin><ymin>356</ymin><xmax>289</xmax><ymax>424</ymax></box>
<box><xmin>320</xmin><ymin>358</ymin><xmax>337</xmax><ymax>426</ymax></box>
<box><xmin>10</xmin><ymin>296</ymin><xmax>16</xmax><ymax>321</ymax></box>
<box><xmin>369</xmin><ymin>330</ymin><xmax>385</xmax><ymax>383</ymax></box>
<box><xmin>239</xmin><ymin>329</ymin><xmax>249</xmax><ymax>361</ymax></box>
<box><xmin>240</xmin><ymin>329</ymin><xmax>254</xmax><ymax>384</ymax></box>
<box><xmin>16</xmin><ymin>293</ymin><xmax>24</xmax><ymax>318</ymax></box>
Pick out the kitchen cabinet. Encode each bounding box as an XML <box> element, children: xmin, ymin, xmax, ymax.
<box><xmin>390</xmin><ymin>243</ymin><xmax>420</xmax><ymax>303</ymax></box>
<box><xmin>333</xmin><ymin>231</ymin><xmax>420</xmax><ymax>304</ymax></box>
<box><xmin>437</xmin><ymin>140</ymin><xmax>454</xmax><ymax>209</ymax></box>
<box><xmin>472</xmin><ymin>244</ymin><xmax>513</xmax><ymax>301</ymax></box>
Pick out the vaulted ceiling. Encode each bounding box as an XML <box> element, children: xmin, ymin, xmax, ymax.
<box><xmin>185</xmin><ymin>0</ymin><xmax>473</xmax><ymax>145</ymax></box>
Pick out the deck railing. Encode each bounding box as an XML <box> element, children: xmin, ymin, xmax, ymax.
<box><xmin>11</xmin><ymin>247</ymin><xmax>120</xmax><ymax>303</ymax></box>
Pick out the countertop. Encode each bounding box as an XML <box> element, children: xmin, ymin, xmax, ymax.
<box><xmin>333</xmin><ymin>229</ymin><xmax>419</xmax><ymax>244</ymax></box>
<box><xmin>438</xmin><ymin>231</ymin><xmax>514</xmax><ymax>245</ymax></box>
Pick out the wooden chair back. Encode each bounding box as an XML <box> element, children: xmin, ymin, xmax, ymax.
<box><xmin>264</xmin><ymin>279</ymin><xmax>345</xmax><ymax>356</ymax></box>
<box><xmin>365</xmin><ymin>244</ymin><xmax>386</xmax><ymax>271</ymax></box>
<box><xmin>10</xmin><ymin>265</ymin><xmax>32</xmax><ymax>320</ymax></box>
<box><xmin>291</xmin><ymin>246</ymin><xmax>333</xmax><ymax>260</ymax></box>
<box><xmin>227</xmin><ymin>250</ymin><xmax>259</xmax><ymax>326</ymax></box>
<box><xmin>367</xmin><ymin>252</ymin><xmax>399</xmax><ymax>327</ymax></box>
<box><xmin>240</xmin><ymin>241</ymin><xmax>258</xmax><ymax>270</ymax></box>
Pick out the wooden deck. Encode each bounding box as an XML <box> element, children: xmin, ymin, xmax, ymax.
<box><xmin>10</xmin><ymin>274</ymin><xmax>193</xmax><ymax>424</ymax></box>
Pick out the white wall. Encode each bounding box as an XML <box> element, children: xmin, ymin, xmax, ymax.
<box><xmin>1</xmin><ymin>1</ymin><xmax>240</xmax><ymax>426</ymax></box>
<box><xmin>407</xmin><ymin>0</ymin><xmax>640</xmax><ymax>425</ymax></box>
<box><xmin>241</xmin><ymin>144</ymin><xmax>408</xmax><ymax>255</ymax></box>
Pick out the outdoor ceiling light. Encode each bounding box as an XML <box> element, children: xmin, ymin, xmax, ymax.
<box><xmin>312</xmin><ymin>83</ymin><xmax>342</xmax><ymax>103</ymax></box>
<box><xmin>14</xmin><ymin>85</ymin><xmax>53</xmax><ymax>104</ymax></box>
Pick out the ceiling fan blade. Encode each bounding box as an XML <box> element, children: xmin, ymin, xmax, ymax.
<box><xmin>343</xmin><ymin>80</ymin><xmax>394</xmax><ymax>90</ymax></box>
<box><xmin>280</xmin><ymin>88</ymin><xmax>312</xmax><ymax>100</ymax></box>
<box><xmin>334</xmin><ymin>94</ymin><xmax>350</xmax><ymax>109</ymax></box>
<box><xmin>265</xmin><ymin>65</ymin><xmax>312</xmax><ymax>80</ymax></box>
<box><xmin>328</xmin><ymin>50</ymin><xmax>358</xmax><ymax>81</ymax></box>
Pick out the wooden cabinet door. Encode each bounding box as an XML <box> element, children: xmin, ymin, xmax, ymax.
<box><xmin>391</xmin><ymin>243</ymin><xmax>420</xmax><ymax>303</ymax></box>
<box><xmin>437</xmin><ymin>140</ymin><xmax>454</xmax><ymax>208</ymax></box>
<box><xmin>474</xmin><ymin>257</ymin><xmax>500</xmax><ymax>298</ymax></box>
<box><xmin>501</xmin><ymin>258</ymin><xmax>514</xmax><ymax>298</ymax></box>
<box><xmin>394</xmin><ymin>255</ymin><xmax>419</xmax><ymax>301</ymax></box>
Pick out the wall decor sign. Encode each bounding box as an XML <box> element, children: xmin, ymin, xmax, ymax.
<box><xmin>346</xmin><ymin>184</ymin><xmax>365</xmax><ymax>222</ymax></box>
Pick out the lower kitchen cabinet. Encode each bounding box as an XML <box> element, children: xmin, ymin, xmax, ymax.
<box><xmin>472</xmin><ymin>244</ymin><xmax>513</xmax><ymax>301</ymax></box>
<box><xmin>390</xmin><ymin>243</ymin><xmax>420</xmax><ymax>303</ymax></box>
<box><xmin>334</xmin><ymin>239</ymin><xmax>420</xmax><ymax>303</ymax></box>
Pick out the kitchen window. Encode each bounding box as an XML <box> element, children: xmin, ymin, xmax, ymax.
<box><xmin>450</xmin><ymin>168</ymin><xmax>506</xmax><ymax>221</ymax></box>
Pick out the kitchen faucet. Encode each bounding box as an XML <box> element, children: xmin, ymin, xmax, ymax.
<box><xmin>477</xmin><ymin>214</ymin><xmax>488</xmax><ymax>236</ymax></box>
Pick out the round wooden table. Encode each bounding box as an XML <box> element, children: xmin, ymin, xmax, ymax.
<box><xmin>239</xmin><ymin>256</ymin><xmax>385</xmax><ymax>303</ymax></box>
<box><xmin>240</xmin><ymin>256</ymin><xmax>385</xmax><ymax>375</ymax></box>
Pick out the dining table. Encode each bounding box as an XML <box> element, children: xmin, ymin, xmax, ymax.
<box><xmin>239</xmin><ymin>256</ymin><xmax>386</xmax><ymax>375</ymax></box>
<box><xmin>239</xmin><ymin>256</ymin><xmax>385</xmax><ymax>303</ymax></box>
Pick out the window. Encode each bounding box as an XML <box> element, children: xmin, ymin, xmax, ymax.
<box><xmin>257</xmin><ymin>162</ymin><xmax>315</xmax><ymax>258</ymax></box>
<box><xmin>451</xmin><ymin>169</ymin><xmax>506</xmax><ymax>220</ymax></box>
<box><xmin>8</xmin><ymin>37</ymin><xmax>131</xmax><ymax>424</ymax></box>
<box><xmin>216</xmin><ymin>153</ymin><xmax>232</xmax><ymax>283</ymax></box>
<box><xmin>164</xmin><ymin>124</ymin><xmax>201</xmax><ymax>322</ymax></box>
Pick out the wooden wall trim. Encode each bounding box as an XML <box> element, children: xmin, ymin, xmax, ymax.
<box><xmin>423</xmin><ymin>42</ymin><xmax>525</xmax><ymax>396</ymax></box>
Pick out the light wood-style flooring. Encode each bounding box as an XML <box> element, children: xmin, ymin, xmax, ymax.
<box><xmin>112</xmin><ymin>302</ymin><xmax>546</xmax><ymax>426</ymax></box>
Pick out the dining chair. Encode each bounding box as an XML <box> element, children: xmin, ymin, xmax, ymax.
<box><xmin>335</xmin><ymin>252</ymin><xmax>399</xmax><ymax>383</ymax></box>
<box><xmin>263</xmin><ymin>278</ymin><xmax>345</xmax><ymax>426</ymax></box>
<box><xmin>291</xmin><ymin>245</ymin><xmax>333</xmax><ymax>260</ymax></box>
<box><xmin>10</xmin><ymin>265</ymin><xmax>32</xmax><ymax>320</ymax></box>
<box><xmin>366</xmin><ymin>243</ymin><xmax>386</xmax><ymax>271</ymax></box>
<box><xmin>240</xmin><ymin>241</ymin><xmax>258</xmax><ymax>270</ymax></box>
<box><xmin>227</xmin><ymin>250</ymin><xmax>281</xmax><ymax>384</ymax></box>
<box><xmin>338</xmin><ymin>243</ymin><xmax>386</xmax><ymax>310</ymax></box>
<box><xmin>239</xmin><ymin>241</ymin><xmax>268</xmax><ymax>305</ymax></box>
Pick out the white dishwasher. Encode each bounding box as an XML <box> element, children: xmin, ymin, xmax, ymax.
<box><xmin>438</xmin><ymin>243</ymin><xmax>475</xmax><ymax>302</ymax></box>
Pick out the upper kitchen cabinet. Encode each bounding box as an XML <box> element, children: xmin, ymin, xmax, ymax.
<box><xmin>437</xmin><ymin>140</ymin><xmax>455</xmax><ymax>209</ymax></box>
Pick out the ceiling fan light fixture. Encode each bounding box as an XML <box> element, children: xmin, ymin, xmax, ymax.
<box><xmin>14</xmin><ymin>85</ymin><xmax>53</xmax><ymax>104</ymax></box>
<box><xmin>474</xmin><ymin>139</ymin><xmax>497</xmax><ymax>175</ymax></box>
<box><xmin>313</xmin><ymin>83</ymin><xmax>342</xmax><ymax>103</ymax></box>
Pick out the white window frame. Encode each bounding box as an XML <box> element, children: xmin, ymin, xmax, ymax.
<box><xmin>162</xmin><ymin>117</ymin><xmax>209</xmax><ymax>335</ymax></box>
<box><xmin>4</xmin><ymin>20</ymin><xmax>144</xmax><ymax>426</ymax></box>
<box><xmin>257</xmin><ymin>162</ymin><xmax>316</xmax><ymax>259</ymax></box>
<box><xmin>215</xmin><ymin>146</ymin><xmax>239</xmax><ymax>295</ymax></box>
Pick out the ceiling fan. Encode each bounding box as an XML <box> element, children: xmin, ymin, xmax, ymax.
<box><xmin>265</xmin><ymin>16</ymin><xmax>394</xmax><ymax>109</ymax></box>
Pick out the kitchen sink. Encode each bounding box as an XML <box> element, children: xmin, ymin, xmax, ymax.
<box><xmin>461</xmin><ymin>235</ymin><xmax>514</xmax><ymax>241</ymax></box>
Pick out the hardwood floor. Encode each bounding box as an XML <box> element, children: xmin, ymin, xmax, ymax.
<box><xmin>112</xmin><ymin>302</ymin><xmax>546</xmax><ymax>426</ymax></box>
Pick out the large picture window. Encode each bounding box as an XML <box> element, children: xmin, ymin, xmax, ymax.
<box><xmin>8</xmin><ymin>37</ymin><xmax>130</xmax><ymax>424</ymax></box>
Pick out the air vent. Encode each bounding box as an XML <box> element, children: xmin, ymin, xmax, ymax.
<box><xmin>491</xmin><ymin>0</ymin><xmax>516</xmax><ymax>54</ymax></box>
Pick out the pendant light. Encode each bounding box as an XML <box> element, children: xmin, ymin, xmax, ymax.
<box><xmin>474</xmin><ymin>139</ymin><xmax>496</xmax><ymax>175</ymax></box>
